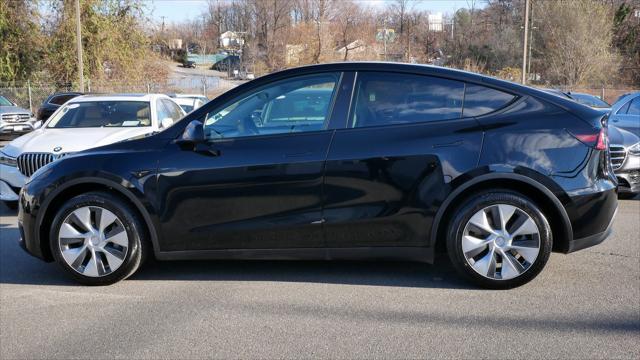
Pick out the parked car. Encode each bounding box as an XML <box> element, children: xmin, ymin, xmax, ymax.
<box><xmin>0</xmin><ymin>93</ymin><xmax>185</xmax><ymax>209</ymax></box>
<box><xmin>565</xmin><ymin>92</ymin><xmax>611</xmax><ymax>110</ymax></box>
<box><xmin>182</xmin><ymin>60</ymin><xmax>196</xmax><ymax>69</ymax></box>
<box><xmin>168</xmin><ymin>93</ymin><xmax>209</xmax><ymax>104</ymax></box>
<box><xmin>18</xmin><ymin>63</ymin><xmax>617</xmax><ymax>288</ymax></box>
<box><xmin>36</xmin><ymin>92</ymin><xmax>83</xmax><ymax>121</ymax></box>
<box><xmin>0</xmin><ymin>95</ymin><xmax>37</xmax><ymax>139</ymax></box>
<box><xmin>212</xmin><ymin>55</ymin><xmax>240</xmax><ymax>72</ymax></box>
<box><xmin>609</xmin><ymin>92</ymin><xmax>640</xmax><ymax>136</ymax></box>
<box><xmin>173</xmin><ymin>97</ymin><xmax>205</xmax><ymax>113</ymax></box>
<box><xmin>609</xmin><ymin>125</ymin><xmax>640</xmax><ymax>198</ymax></box>
<box><xmin>541</xmin><ymin>89</ymin><xmax>611</xmax><ymax>110</ymax></box>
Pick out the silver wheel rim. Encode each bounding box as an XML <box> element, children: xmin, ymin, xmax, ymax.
<box><xmin>58</xmin><ymin>206</ymin><xmax>129</xmax><ymax>277</ymax></box>
<box><xmin>462</xmin><ymin>204</ymin><xmax>541</xmax><ymax>280</ymax></box>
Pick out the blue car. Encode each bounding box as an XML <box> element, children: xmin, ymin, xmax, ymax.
<box><xmin>609</xmin><ymin>92</ymin><xmax>640</xmax><ymax>136</ymax></box>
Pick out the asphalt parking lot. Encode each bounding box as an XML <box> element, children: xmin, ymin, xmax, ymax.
<box><xmin>1</xmin><ymin>198</ymin><xmax>638</xmax><ymax>359</ymax></box>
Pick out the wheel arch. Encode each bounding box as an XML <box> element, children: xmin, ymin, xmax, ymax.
<box><xmin>431</xmin><ymin>172</ymin><xmax>573</xmax><ymax>254</ymax></box>
<box><xmin>36</xmin><ymin>178</ymin><xmax>159</xmax><ymax>261</ymax></box>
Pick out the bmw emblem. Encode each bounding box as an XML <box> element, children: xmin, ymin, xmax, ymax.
<box><xmin>53</xmin><ymin>146</ymin><xmax>62</xmax><ymax>152</ymax></box>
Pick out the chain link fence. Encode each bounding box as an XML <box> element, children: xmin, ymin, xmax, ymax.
<box><xmin>0</xmin><ymin>77</ymin><xmax>244</xmax><ymax>114</ymax></box>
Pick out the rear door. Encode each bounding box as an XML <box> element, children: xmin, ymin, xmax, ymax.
<box><xmin>322</xmin><ymin>72</ymin><xmax>486</xmax><ymax>248</ymax></box>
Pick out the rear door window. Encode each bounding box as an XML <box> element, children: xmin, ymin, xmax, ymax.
<box><xmin>350</xmin><ymin>72</ymin><xmax>464</xmax><ymax>128</ymax></box>
<box><xmin>463</xmin><ymin>84</ymin><xmax>516</xmax><ymax>117</ymax></box>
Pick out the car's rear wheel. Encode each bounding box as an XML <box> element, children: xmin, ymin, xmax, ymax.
<box><xmin>446</xmin><ymin>191</ymin><xmax>552</xmax><ymax>289</ymax></box>
<box><xmin>50</xmin><ymin>192</ymin><xmax>147</xmax><ymax>285</ymax></box>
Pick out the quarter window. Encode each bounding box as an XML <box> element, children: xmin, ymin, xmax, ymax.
<box><xmin>350</xmin><ymin>72</ymin><xmax>464</xmax><ymax>128</ymax></box>
<box><xmin>463</xmin><ymin>84</ymin><xmax>516</xmax><ymax>117</ymax></box>
<box><xmin>203</xmin><ymin>73</ymin><xmax>339</xmax><ymax>139</ymax></box>
<box><xmin>616</xmin><ymin>100</ymin><xmax>631</xmax><ymax>114</ymax></box>
<box><xmin>626</xmin><ymin>98</ymin><xmax>640</xmax><ymax>115</ymax></box>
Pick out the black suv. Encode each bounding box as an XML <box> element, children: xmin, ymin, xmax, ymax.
<box><xmin>36</xmin><ymin>92</ymin><xmax>83</xmax><ymax>121</ymax></box>
<box><xmin>18</xmin><ymin>63</ymin><xmax>617</xmax><ymax>288</ymax></box>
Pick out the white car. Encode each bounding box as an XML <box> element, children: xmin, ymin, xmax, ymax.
<box><xmin>173</xmin><ymin>97</ymin><xmax>206</xmax><ymax>113</ymax></box>
<box><xmin>0</xmin><ymin>93</ymin><xmax>185</xmax><ymax>208</ymax></box>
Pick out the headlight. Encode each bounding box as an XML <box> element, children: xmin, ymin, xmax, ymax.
<box><xmin>0</xmin><ymin>152</ymin><xmax>17</xmax><ymax>167</ymax></box>
<box><xmin>629</xmin><ymin>142</ymin><xmax>640</xmax><ymax>155</ymax></box>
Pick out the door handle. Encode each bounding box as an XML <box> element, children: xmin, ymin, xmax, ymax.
<box><xmin>433</xmin><ymin>140</ymin><xmax>463</xmax><ymax>148</ymax></box>
<box><xmin>284</xmin><ymin>151</ymin><xmax>314</xmax><ymax>158</ymax></box>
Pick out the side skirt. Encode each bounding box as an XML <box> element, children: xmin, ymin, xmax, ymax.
<box><xmin>155</xmin><ymin>246</ymin><xmax>435</xmax><ymax>263</ymax></box>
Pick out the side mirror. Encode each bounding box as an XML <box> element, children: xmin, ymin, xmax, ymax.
<box><xmin>178</xmin><ymin>120</ymin><xmax>205</xmax><ymax>144</ymax></box>
<box><xmin>33</xmin><ymin>120</ymin><xmax>43</xmax><ymax>129</ymax></box>
<box><xmin>161</xmin><ymin>117</ymin><xmax>174</xmax><ymax>129</ymax></box>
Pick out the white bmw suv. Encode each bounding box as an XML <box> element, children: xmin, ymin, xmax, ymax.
<box><xmin>0</xmin><ymin>93</ymin><xmax>185</xmax><ymax>208</ymax></box>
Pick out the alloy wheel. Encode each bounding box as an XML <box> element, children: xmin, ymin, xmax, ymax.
<box><xmin>461</xmin><ymin>204</ymin><xmax>541</xmax><ymax>280</ymax></box>
<box><xmin>58</xmin><ymin>206</ymin><xmax>129</xmax><ymax>277</ymax></box>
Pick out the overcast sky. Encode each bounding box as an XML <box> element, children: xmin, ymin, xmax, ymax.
<box><xmin>149</xmin><ymin>0</ymin><xmax>480</xmax><ymax>24</ymax></box>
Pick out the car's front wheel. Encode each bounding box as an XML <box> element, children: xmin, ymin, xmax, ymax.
<box><xmin>49</xmin><ymin>192</ymin><xmax>147</xmax><ymax>285</ymax></box>
<box><xmin>446</xmin><ymin>191</ymin><xmax>552</xmax><ymax>289</ymax></box>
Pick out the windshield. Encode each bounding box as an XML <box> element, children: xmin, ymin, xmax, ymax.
<box><xmin>571</xmin><ymin>94</ymin><xmax>610</xmax><ymax>108</ymax></box>
<box><xmin>0</xmin><ymin>96</ymin><xmax>13</xmax><ymax>106</ymax></box>
<box><xmin>47</xmin><ymin>101</ymin><xmax>152</xmax><ymax>128</ymax></box>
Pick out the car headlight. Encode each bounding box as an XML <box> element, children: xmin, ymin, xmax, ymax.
<box><xmin>0</xmin><ymin>152</ymin><xmax>17</xmax><ymax>167</ymax></box>
<box><xmin>629</xmin><ymin>142</ymin><xmax>640</xmax><ymax>155</ymax></box>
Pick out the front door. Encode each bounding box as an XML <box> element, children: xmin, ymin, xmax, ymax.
<box><xmin>155</xmin><ymin>72</ymin><xmax>342</xmax><ymax>251</ymax></box>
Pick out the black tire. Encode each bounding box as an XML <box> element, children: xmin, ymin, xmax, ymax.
<box><xmin>446</xmin><ymin>191</ymin><xmax>552</xmax><ymax>289</ymax></box>
<box><xmin>49</xmin><ymin>191</ymin><xmax>148</xmax><ymax>285</ymax></box>
<box><xmin>2</xmin><ymin>200</ymin><xmax>18</xmax><ymax>210</ymax></box>
<box><xmin>618</xmin><ymin>192</ymin><xmax>638</xmax><ymax>200</ymax></box>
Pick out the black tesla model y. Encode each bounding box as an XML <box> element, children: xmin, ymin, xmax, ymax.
<box><xmin>18</xmin><ymin>63</ymin><xmax>617</xmax><ymax>288</ymax></box>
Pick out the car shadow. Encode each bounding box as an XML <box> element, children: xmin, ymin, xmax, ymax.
<box><xmin>0</xmin><ymin>204</ymin><xmax>472</xmax><ymax>289</ymax></box>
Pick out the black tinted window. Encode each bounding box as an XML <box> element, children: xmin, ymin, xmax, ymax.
<box><xmin>350</xmin><ymin>72</ymin><xmax>464</xmax><ymax>128</ymax></box>
<box><xmin>50</xmin><ymin>94</ymin><xmax>78</xmax><ymax>105</ymax></box>
<box><xmin>463</xmin><ymin>84</ymin><xmax>516</xmax><ymax>117</ymax></box>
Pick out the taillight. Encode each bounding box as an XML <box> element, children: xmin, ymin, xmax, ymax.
<box><xmin>570</xmin><ymin>128</ymin><xmax>607</xmax><ymax>150</ymax></box>
<box><xmin>595</xmin><ymin>128</ymin><xmax>607</xmax><ymax>150</ymax></box>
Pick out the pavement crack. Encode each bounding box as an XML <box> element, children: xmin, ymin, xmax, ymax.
<box><xmin>587</xmin><ymin>251</ymin><xmax>639</xmax><ymax>259</ymax></box>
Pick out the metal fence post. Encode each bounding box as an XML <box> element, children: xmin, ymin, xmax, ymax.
<box><xmin>203</xmin><ymin>78</ymin><xmax>207</xmax><ymax>97</ymax></box>
<box><xmin>147</xmin><ymin>83</ymin><xmax>151</xmax><ymax>94</ymax></box>
<box><xmin>87</xmin><ymin>79</ymin><xmax>91</xmax><ymax>93</ymax></box>
<box><xmin>601</xmin><ymin>87</ymin><xmax>605</xmax><ymax>101</ymax></box>
<box><xmin>27</xmin><ymin>80</ymin><xmax>33</xmax><ymax>113</ymax></box>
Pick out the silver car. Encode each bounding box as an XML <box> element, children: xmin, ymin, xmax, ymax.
<box><xmin>609</xmin><ymin>125</ymin><xmax>640</xmax><ymax>198</ymax></box>
<box><xmin>0</xmin><ymin>95</ymin><xmax>37</xmax><ymax>138</ymax></box>
<box><xmin>609</xmin><ymin>92</ymin><xmax>639</xmax><ymax>137</ymax></box>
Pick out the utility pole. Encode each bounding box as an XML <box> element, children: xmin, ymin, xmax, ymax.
<box><xmin>527</xmin><ymin>4</ymin><xmax>537</xmax><ymax>74</ymax></box>
<box><xmin>521</xmin><ymin>0</ymin><xmax>529</xmax><ymax>85</ymax></box>
<box><xmin>383</xmin><ymin>18</ymin><xmax>388</xmax><ymax>61</ymax></box>
<box><xmin>75</xmin><ymin>0</ymin><xmax>84</xmax><ymax>92</ymax></box>
<box><xmin>160</xmin><ymin>16</ymin><xmax>166</xmax><ymax>33</ymax></box>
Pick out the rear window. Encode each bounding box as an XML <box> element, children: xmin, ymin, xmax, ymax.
<box><xmin>463</xmin><ymin>84</ymin><xmax>516</xmax><ymax>117</ymax></box>
<box><xmin>47</xmin><ymin>101</ymin><xmax>151</xmax><ymax>128</ymax></box>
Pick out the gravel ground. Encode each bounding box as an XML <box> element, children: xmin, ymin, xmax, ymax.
<box><xmin>1</xmin><ymin>198</ymin><xmax>638</xmax><ymax>359</ymax></box>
